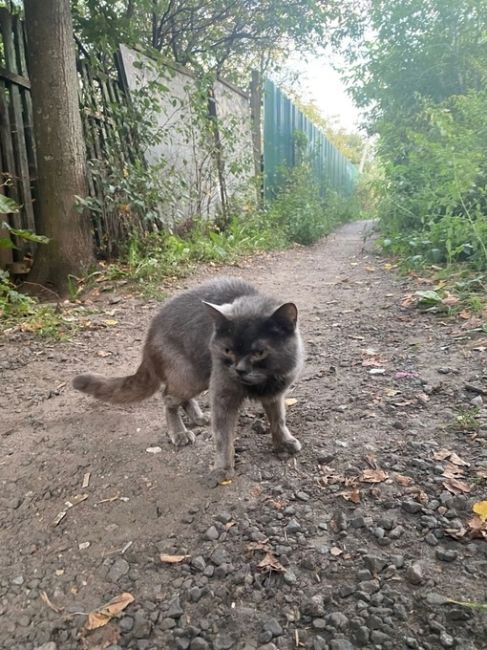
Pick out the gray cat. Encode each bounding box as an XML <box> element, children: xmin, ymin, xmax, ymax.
<box><xmin>73</xmin><ymin>277</ymin><xmax>304</xmax><ymax>482</ymax></box>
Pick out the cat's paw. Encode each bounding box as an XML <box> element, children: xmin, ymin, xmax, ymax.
<box><xmin>169</xmin><ymin>429</ymin><xmax>196</xmax><ymax>447</ymax></box>
<box><xmin>274</xmin><ymin>436</ymin><xmax>302</xmax><ymax>455</ymax></box>
<box><xmin>207</xmin><ymin>466</ymin><xmax>235</xmax><ymax>488</ymax></box>
<box><xmin>191</xmin><ymin>414</ymin><xmax>210</xmax><ymax>427</ymax></box>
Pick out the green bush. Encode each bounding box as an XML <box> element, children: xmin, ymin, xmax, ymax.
<box><xmin>378</xmin><ymin>90</ymin><xmax>487</xmax><ymax>270</ymax></box>
<box><xmin>267</xmin><ymin>163</ymin><xmax>358</xmax><ymax>245</ymax></box>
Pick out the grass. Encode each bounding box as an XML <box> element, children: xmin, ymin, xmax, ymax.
<box><xmin>451</xmin><ymin>407</ymin><xmax>481</xmax><ymax>434</ymax></box>
<box><xmin>2</xmin><ymin>169</ymin><xmax>360</xmax><ymax>340</ymax></box>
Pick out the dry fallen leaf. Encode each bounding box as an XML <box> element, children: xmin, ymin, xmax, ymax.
<box><xmin>160</xmin><ymin>554</ymin><xmax>191</xmax><ymax>564</ymax></box>
<box><xmin>250</xmin><ymin>484</ymin><xmax>263</xmax><ymax>498</ymax></box>
<box><xmin>442</xmin><ymin>463</ymin><xmax>465</xmax><ymax>479</ymax></box>
<box><xmin>448</xmin><ymin>452</ymin><xmax>470</xmax><ymax>467</ymax></box>
<box><xmin>339</xmin><ymin>488</ymin><xmax>361</xmax><ymax>504</ymax></box>
<box><xmin>394</xmin><ymin>474</ymin><xmax>415</xmax><ymax>487</ymax></box>
<box><xmin>443</xmin><ymin>477</ymin><xmax>471</xmax><ymax>494</ymax></box>
<box><xmin>361</xmin><ymin>469</ymin><xmax>389</xmax><ymax>483</ymax></box>
<box><xmin>285</xmin><ymin>398</ymin><xmax>298</xmax><ymax>407</ymax></box>
<box><xmin>441</xmin><ymin>292</ymin><xmax>460</xmax><ymax>306</ymax></box>
<box><xmin>85</xmin><ymin>593</ymin><xmax>134</xmax><ymax>631</ymax></box>
<box><xmin>330</xmin><ymin>546</ymin><xmax>343</xmax><ymax>557</ymax></box>
<box><xmin>473</xmin><ymin>501</ymin><xmax>487</xmax><ymax>520</ymax></box>
<box><xmin>257</xmin><ymin>552</ymin><xmax>285</xmax><ymax>573</ymax></box>
<box><xmin>434</xmin><ymin>448</ymin><xmax>452</xmax><ymax>461</ymax></box>
<box><xmin>40</xmin><ymin>591</ymin><xmax>64</xmax><ymax>614</ymax></box>
<box><xmin>458</xmin><ymin>309</ymin><xmax>471</xmax><ymax>320</ymax></box>
<box><xmin>81</xmin><ymin>624</ymin><xmax>120</xmax><ymax>650</ymax></box>
<box><xmin>246</xmin><ymin>541</ymin><xmax>271</xmax><ymax>553</ymax></box>
<box><xmin>467</xmin><ymin>515</ymin><xmax>487</xmax><ymax>539</ymax></box>
<box><xmin>444</xmin><ymin>525</ymin><xmax>467</xmax><ymax>540</ymax></box>
<box><xmin>365</xmin><ymin>454</ymin><xmax>379</xmax><ymax>469</ymax></box>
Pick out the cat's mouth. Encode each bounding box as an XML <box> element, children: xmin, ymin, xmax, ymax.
<box><xmin>236</xmin><ymin>373</ymin><xmax>265</xmax><ymax>386</ymax></box>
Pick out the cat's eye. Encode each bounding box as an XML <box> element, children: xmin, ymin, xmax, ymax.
<box><xmin>224</xmin><ymin>347</ymin><xmax>232</xmax><ymax>355</ymax></box>
<box><xmin>252</xmin><ymin>349</ymin><xmax>267</xmax><ymax>361</ymax></box>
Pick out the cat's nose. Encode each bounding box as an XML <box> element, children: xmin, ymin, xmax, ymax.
<box><xmin>235</xmin><ymin>366</ymin><xmax>247</xmax><ymax>376</ymax></box>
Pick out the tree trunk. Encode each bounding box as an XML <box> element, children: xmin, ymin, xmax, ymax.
<box><xmin>24</xmin><ymin>0</ymin><xmax>94</xmax><ymax>295</ymax></box>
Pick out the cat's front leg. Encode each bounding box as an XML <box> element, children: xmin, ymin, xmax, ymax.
<box><xmin>209</xmin><ymin>377</ymin><xmax>243</xmax><ymax>485</ymax></box>
<box><xmin>262</xmin><ymin>395</ymin><xmax>302</xmax><ymax>454</ymax></box>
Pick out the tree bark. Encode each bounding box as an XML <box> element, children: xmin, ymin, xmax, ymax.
<box><xmin>24</xmin><ymin>0</ymin><xmax>94</xmax><ymax>295</ymax></box>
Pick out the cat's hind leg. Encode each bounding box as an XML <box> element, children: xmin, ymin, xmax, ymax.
<box><xmin>163</xmin><ymin>391</ymin><xmax>196</xmax><ymax>447</ymax></box>
<box><xmin>183</xmin><ymin>398</ymin><xmax>210</xmax><ymax>427</ymax></box>
<box><xmin>262</xmin><ymin>395</ymin><xmax>302</xmax><ymax>454</ymax></box>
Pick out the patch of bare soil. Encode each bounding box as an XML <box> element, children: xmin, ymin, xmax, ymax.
<box><xmin>0</xmin><ymin>221</ymin><xmax>486</xmax><ymax>650</ymax></box>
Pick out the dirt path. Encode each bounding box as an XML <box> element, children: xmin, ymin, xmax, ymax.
<box><xmin>1</xmin><ymin>221</ymin><xmax>486</xmax><ymax>650</ymax></box>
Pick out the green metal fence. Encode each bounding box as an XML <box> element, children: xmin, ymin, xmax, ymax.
<box><xmin>263</xmin><ymin>78</ymin><xmax>359</xmax><ymax>201</ymax></box>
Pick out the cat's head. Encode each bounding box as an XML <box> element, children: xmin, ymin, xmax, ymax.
<box><xmin>204</xmin><ymin>297</ymin><xmax>300</xmax><ymax>387</ymax></box>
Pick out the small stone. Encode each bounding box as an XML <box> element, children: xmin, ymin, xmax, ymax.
<box><xmin>133</xmin><ymin>611</ymin><xmax>152</xmax><ymax>638</ymax></box>
<box><xmin>312</xmin><ymin>618</ymin><xmax>327</xmax><ymax>629</ymax></box>
<box><xmin>263</xmin><ymin>618</ymin><xmax>283</xmax><ymax>637</ymax></box>
<box><xmin>425</xmin><ymin>592</ymin><xmax>449</xmax><ymax>606</ymax></box>
<box><xmin>286</xmin><ymin>519</ymin><xmax>301</xmax><ymax>534</ymax></box>
<box><xmin>258</xmin><ymin>645</ymin><xmax>278</xmax><ymax>650</ymax></box>
<box><xmin>191</xmin><ymin>556</ymin><xmax>206</xmax><ymax>572</ymax></box>
<box><xmin>161</xmin><ymin>617</ymin><xmax>177</xmax><ymax>630</ymax></box>
<box><xmin>211</xmin><ymin>548</ymin><xmax>229</xmax><ymax>566</ymax></box>
<box><xmin>406</xmin><ymin>562</ymin><xmax>424</xmax><ymax>585</ymax></box>
<box><xmin>439</xmin><ymin>631</ymin><xmax>455</xmax><ymax>648</ymax></box>
<box><xmin>425</xmin><ymin>533</ymin><xmax>438</xmax><ymax>546</ymax></box>
<box><xmin>339</xmin><ymin>584</ymin><xmax>354</xmax><ymax>598</ymax></box>
<box><xmin>390</xmin><ymin>555</ymin><xmax>405</xmax><ymax>568</ymax></box>
<box><xmin>167</xmin><ymin>595</ymin><xmax>183</xmax><ymax>618</ymax></box>
<box><xmin>176</xmin><ymin>640</ymin><xmax>190</xmax><ymax>650</ymax></box>
<box><xmin>296</xmin><ymin>491</ymin><xmax>310</xmax><ymax>501</ymax></box>
<box><xmin>363</xmin><ymin>555</ymin><xmax>386</xmax><ymax>574</ymax></box>
<box><xmin>34</xmin><ymin>644</ymin><xmax>57</xmax><ymax>650</ymax></box>
<box><xmin>371</xmin><ymin>631</ymin><xmax>389</xmax><ymax>644</ymax></box>
<box><xmin>389</xmin><ymin>525</ymin><xmax>405</xmax><ymax>539</ymax></box>
<box><xmin>214</xmin><ymin>634</ymin><xmax>234</xmax><ymax>650</ymax></box>
<box><xmin>215</xmin><ymin>511</ymin><xmax>232</xmax><ymax>524</ymax></box>
<box><xmin>402</xmin><ymin>500</ymin><xmax>422</xmax><ymax>514</ymax></box>
<box><xmin>12</xmin><ymin>575</ymin><xmax>24</xmax><ymax>586</ymax></box>
<box><xmin>190</xmin><ymin>639</ymin><xmax>209</xmax><ymax>650</ymax></box>
<box><xmin>119</xmin><ymin>616</ymin><xmax>134</xmax><ymax>632</ymax></box>
<box><xmin>435</xmin><ymin>548</ymin><xmax>458</xmax><ymax>563</ymax></box>
<box><xmin>358</xmin><ymin>580</ymin><xmax>380</xmax><ymax>594</ymax></box>
<box><xmin>283</xmin><ymin>570</ymin><xmax>297</xmax><ymax>585</ymax></box>
<box><xmin>353</xmin><ymin>626</ymin><xmax>370</xmax><ymax>645</ymax></box>
<box><xmin>373</xmin><ymin>527</ymin><xmax>385</xmax><ymax>539</ymax></box>
<box><xmin>189</xmin><ymin>586</ymin><xmax>203</xmax><ymax>603</ymax></box>
<box><xmin>327</xmin><ymin>612</ymin><xmax>348</xmax><ymax>629</ymax></box>
<box><xmin>301</xmin><ymin>595</ymin><xmax>325</xmax><ymax>617</ymax></box>
<box><xmin>8</xmin><ymin>496</ymin><xmax>22</xmax><ymax>509</ymax></box>
<box><xmin>330</xmin><ymin>640</ymin><xmax>354</xmax><ymax>650</ymax></box>
<box><xmin>471</xmin><ymin>395</ymin><xmax>483</xmax><ymax>407</ymax></box>
<box><xmin>107</xmin><ymin>558</ymin><xmax>129</xmax><ymax>582</ymax></box>
<box><xmin>205</xmin><ymin>526</ymin><xmax>219</xmax><ymax>541</ymax></box>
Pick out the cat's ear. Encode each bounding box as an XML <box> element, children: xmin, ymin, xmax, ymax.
<box><xmin>270</xmin><ymin>302</ymin><xmax>298</xmax><ymax>333</ymax></box>
<box><xmin>202</xmin><ymin>301</ymin><xmax>231</xmax><ymax>327</ymax></box>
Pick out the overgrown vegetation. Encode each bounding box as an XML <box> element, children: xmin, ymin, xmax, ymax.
<box><xmin>1</xmin><ymin>160</ymin><xmax>359</xmax><ymax>336</ymax></box>
<box><xmin>342</xmin><ymin>0</ymin><xmax>487</xmax><ymax>274</ymax></box>
<box><xmin>99</xmin><ymin>162</ymin><xmax>358</xmax><ymax>290</ymax></box>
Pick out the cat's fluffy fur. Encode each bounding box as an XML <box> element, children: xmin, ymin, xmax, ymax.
<box><xmin>73</xmin><ymin>277</ymin><xmax>304</xmax><ymax>481</ymax></box>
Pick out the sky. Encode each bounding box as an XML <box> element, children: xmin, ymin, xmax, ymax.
<box><xmin>280</xmin><ymin>52</ymin><xmax>364</xmax><ymax>134</ymax></box>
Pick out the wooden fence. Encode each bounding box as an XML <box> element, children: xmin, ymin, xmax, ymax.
<box><xmin>0</xmin><ymin>7</ymin><xmax>36</xmax><ymax>273</ymax></box>
<box><xmin>0</xmin><ymin>8</ymin><xmax>140</xmax><ymax>272</ymax></box>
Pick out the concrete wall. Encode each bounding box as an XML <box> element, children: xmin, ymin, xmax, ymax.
<box><xmin>119</xmin><ymin>45</ymin><xmax>255</xmax><ymax>224</ymax></box>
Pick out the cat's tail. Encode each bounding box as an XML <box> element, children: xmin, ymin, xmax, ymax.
<box><xmin>72</xmin><ymin>356</ymin><xmax>161</xmax><ymax>404</ymax></box>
